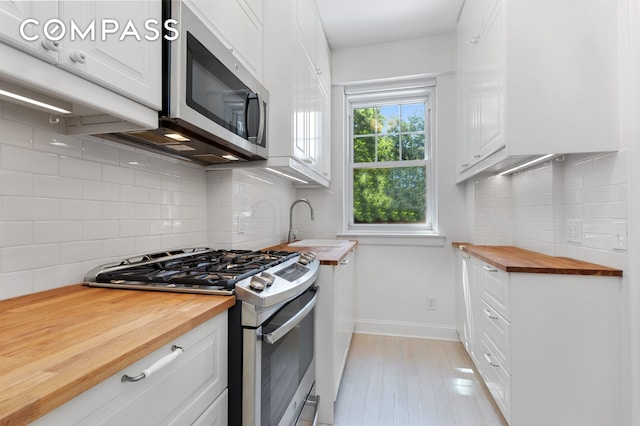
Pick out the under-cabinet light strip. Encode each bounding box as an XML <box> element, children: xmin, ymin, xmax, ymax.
<box><xmin>497</xmin><ymin>154</ymin><xmax>555</xmax><ymax>176</ymax></box>
<box><xmin>265</xmin><ymin>167</ymin><xmax>309</xmax><ymax>184</ymax></box>
<box><xmin>0</xmin><ymin>88</ymin><xmax>72</xmax><ymax>114</ymax></box>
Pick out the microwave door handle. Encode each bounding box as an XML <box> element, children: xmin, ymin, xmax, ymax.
<box><xmin>256</xmin><ymin>91</ymin><xmax>265</xmax><ymax>146</ymax></box>
<box><xmin>261</xmin><ymin>291</ymin><xmax>317</xmax><ymax>344</ymax></box>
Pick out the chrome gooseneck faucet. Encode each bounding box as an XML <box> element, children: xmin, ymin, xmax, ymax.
<box><xmin>288</xmin><ymin>199</ymin><xmax>314</xmax><ymax>243</ymax></box>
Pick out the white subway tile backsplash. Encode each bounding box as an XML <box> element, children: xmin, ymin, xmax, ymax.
<box><xmin>102</xmin><ymin>164</ymin><xmax>135</xmax><ymax>185</ymax></box>
<box><xmin>0</xmin><ymin>222</ymin><xmax>32</xmax><ymax>247</ymax></box>
<box><xmin>33</xmin><ymin>221</ymin><xmax>82</xmax><ymax>243</ymax></box>
<box><xmin>3</xmin><ymin>243</ymin><xmax>59</xmax><ymax>272</ymax></box>
<box><xmin>0</xmin><ymin>118</ymin><xmax>32</xmax><ymax>148</ymax></box>
<box><xmin>60</xmin><ymin>156</ymin><xmax>102</xmax><ymax>181</ymax></box>
<box><xmin>60</xmin><ymin>199</ymin><xmax>102</xmax><ymax>220</ymax></box>
<box><xmin>135</xmin><ymin>169</ymin><xmax>162</xmax><ymax>189</ymax></box>
<box><xmin>120</xmin><ymin>150</ymin><xmax>150</xmax><ymax>170</ymax></box>
<box><xmin>102</xmin><ymin>202</ymin><xmax>136</xmax><ymax>220</ymax></box>
<box><xmin>149</xmin><ymin>220</ymin><xmax>172</xmax><ymax>235</ymax></box>
<box><xmin>83</xmin><ymin>138</ymin><xmax>120</xmax><ymax>165</ymax></box>
<box><xmin>1</xmin><ymin>144</ymin><xmax>58</xmax><ymax>175</ymax></box>
<box><xmin>120</xmin><ymin>185</ymin><xmax>149</xmax><ymax>203</ymax></box>
<box><xmin>33</xmin><ymin>175</ymin><xmax>82</xmax><ymax>199</ymax></box>
<box><xmin>83</xmin><ymin>220</ymin><xmax>119</xmax><ymax>240</ymax></box>
<box><xmin>120</xmin><ymin>220</ymin><xmax>150</xmax><ymax>237</ymax></box>
<box><xmin>102</xmin><ymin>237</ymin><xmax>137</xmax><ymax>258</ymax></box>
<box><xmin>32</xmin><ymin>263</ymin><xmax>83</xmax><ymax>292</ymax></box>
<box><xmin>33</xmin><ymin>129</ymin><xmax>83</xmax><ymax>158</ymax></box>
<box><xmin>0</xmin><ymin>170</ymin><xmax>32</xmax><ymax>196</ymax></box>
<box><xmin>82</xmin><ymin>181</ymin><xmax>120</xmax><ymax>201</ymax></box>
<box><xmin>59</xmin><ymin>241</ymin><xmax>102</xmax><ymax>263</ymax></box>
<box><xmin>2</xmin><ymin>197</ymin><xmax>58</xmax><ymax>221</ymax></box>
<box><xmin>0</xmin><ymin>270</ymin><xmax>32</xmax><ymax>299</ymax></box>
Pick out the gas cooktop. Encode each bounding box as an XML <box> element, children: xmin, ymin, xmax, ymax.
<box><xmin>84</xmin><ymin>248</ymin><xmax>301</xmax><ymax>295</ymax></box>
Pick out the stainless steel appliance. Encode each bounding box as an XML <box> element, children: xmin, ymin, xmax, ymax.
<box><xmin>99</xmin><ymin>0</ymin><xmax>268</xmax><ymax>166</ymax></box>
<box><xmin>84</xmin><ymin>247</ymin><xmax>320</xmax><ymax>426</ymax></box>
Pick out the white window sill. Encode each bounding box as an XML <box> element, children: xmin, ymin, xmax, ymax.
<box><xmin>337</xmin><ymin>232</ymin><xmax>446</xmax><ymax>247</ymax></box>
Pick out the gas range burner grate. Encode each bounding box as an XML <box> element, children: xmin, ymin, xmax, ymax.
<box><xmin>90</xmin><ymin>249</ymin><xmax>299</xmax><ymax>292</ymax></box>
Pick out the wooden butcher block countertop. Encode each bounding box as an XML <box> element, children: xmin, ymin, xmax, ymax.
<box><xmin>266</xmin><ymin>240</ymin><xmax>357</xmax><ymax>265</ymax></box>
<box><xmin>0</xmin><ymin>284</ymin><xmax>235</xmax><ymax>426</ymax></box>
<box><xmin>452</xmin><ymin>242</ymin><xmax>622</xmax><ymax>276</ymax></box>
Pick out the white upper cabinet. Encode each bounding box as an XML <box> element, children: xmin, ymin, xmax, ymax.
<box><xmin>184</xmin><ymin>0</ymin><xmax>263</xmax><ymax>80</ymax></box>
<box><xmin>0</xmin><ymin>1</ymin><xmax>59</xmax><ymax>63</ymax></box>
<box><xmin>0</xmin><ymin>0</ymin><xmax>162</xmax><ymax>124</ymax></box>
<box><xmin>263</xmin><ymin>0</ymin><xmax>331</xmax><ymax>186</ymax></box>
<box><xmin>456</xmin><ymin>0</ymin><xmax>619</xmax><ymax>182</ymax></box>
<box><xmin>57</xmin><ymin>1</ymin><xmax>161</xmax><ymax>109</ymax></box>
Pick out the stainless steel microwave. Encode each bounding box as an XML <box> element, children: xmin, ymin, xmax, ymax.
<box><xmin>100</xmin><ymin>0</ymin><xmax>268</xmax><ymax>165</ymax></box>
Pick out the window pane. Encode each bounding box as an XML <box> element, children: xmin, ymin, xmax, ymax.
<box><xmin>353</xmin><ymin>166</ymin><xmax>426</xmax><ymax>224</ymax></box>
<box><xmin>354</xmin><ymin>136</ymin><xmax>376</xmax><ymax>163</ymax></box>
<box><xmin>401</xmin><ymin>103</ymin><xmax>425</xmax><ymax>131</ymax></box>
<box><xmin>379</xmin><ymin>105</ymin><xmax>400</xmax><ymax>134</ymax></box>
<box><xmin>377</xmin><ymin>135</ymin><xmax>399</xmax><ymax>162</ymax></box>
<box><xmin>353</xmin><ymin>107</ymin><xmax>379</xmax><ymax>135</ymax></box>
<box><xmin>401</xmin><ymin>133</ymin><xmax>425</xmax><ymax>160</ymax></box>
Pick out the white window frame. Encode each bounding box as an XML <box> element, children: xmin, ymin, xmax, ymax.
<box><xmin>343</xmin><ymin>80</ymin><xmax>437</xmax><ymax>236</ymax></box>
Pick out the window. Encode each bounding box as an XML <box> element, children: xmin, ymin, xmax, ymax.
<box><xmin>345</xmin><ymin>83</ymin><xmax>435</xmax><ymax>234</ymax></box>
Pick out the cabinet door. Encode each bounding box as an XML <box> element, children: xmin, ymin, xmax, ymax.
<box><xmin>57</xmin><ymin>0</ymin><xmax>161</xmax><ymax>109</ymax></box>
<box><xmin>333</xmin><ymin>250</ymin><xmax>356</xmax><ymax>398</ymax></box>
<box><xmin>293</xmin><ymin>37</ymin><xmax>310</xmax><ymax>161</ymax></box>
<box><xmin>456</xmin><ymin>0</ymin><xmax>479</xmax><ymax>171</ymax></box>
<box><xmin>467</xmin><ymin>256</ymin><xmax>483</xmax><ymax>366</ymax></box>
<box><xmin>186</xmin><ymin>0</ymin><xmax>263</xmax><ymax>79</ymax></box>
<box><xmin>475</xmin><ymin>0</ymin><xmax>504</xmax><ymax>159</ymax></box>
<box><xmin>0</xmin><ymin>1</ymin><xmax>58</xmax><ymax>63</ymax></box>
<box><xmin>319</xmin><ymin>88</ymin><xmax>332</xmax><ymax>180</ymax></box>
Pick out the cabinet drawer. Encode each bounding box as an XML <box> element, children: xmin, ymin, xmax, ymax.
<box><xmin>479</xmin><ymin>339</ymin><xmax>511</xmax><ymax>423</ymax></box>
<box><xmin>34</xmin><ymin>313</ymin><xmax>228</xmax><ymax>426</ymax></box>
<box><xmin>481</xmin><ymin>263</ymin><xmax>509</xmax><ymax>319</ymax></box>
<box><xmin>481</xmin><ymin>299</ymin><xmax>511</xmax><ymax>374</ymax></box>
<box><xmin>192</xmin><ymin>388</ymin><xmax>228</xmax><ymax>426</ymax></box>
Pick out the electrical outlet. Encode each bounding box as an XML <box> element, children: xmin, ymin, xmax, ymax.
<box><xmin>567</xmin><ymin>219</ymin><xmax>583</xmax><ymax>244</ymax></box>
<box><xmin>613</xmin><ymin>221</ymin><xmax>628</xmax><ymax>251</ymax></box>
<box><xmin>427</xmin><ymin>297</ymin><xmax>437</xmax><ymax>311</ymax></box>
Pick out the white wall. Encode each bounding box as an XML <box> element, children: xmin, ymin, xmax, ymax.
<box><xmin>295</xmin><ymin>33</ymin><xmax>467</xmax><ymax>340</ymax></box>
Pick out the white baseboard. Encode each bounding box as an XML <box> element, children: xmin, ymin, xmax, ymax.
<box><xmin>355</xmin><ymin>319</ymin><xmax>460</xmax><ymax>341</ymax></box>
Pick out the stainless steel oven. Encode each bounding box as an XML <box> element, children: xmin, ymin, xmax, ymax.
<box><xmin>229</xmin><ymin>252</ymin><xmax>320</xmax><ymax>426</ymax></box>
<box><xmin>242</xmin><ymin>285</ymin><xmax>318</xmax><ymax>426</ymax></box>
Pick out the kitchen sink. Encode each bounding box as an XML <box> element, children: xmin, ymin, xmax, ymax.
<box><xmin>288</xmin><ymin>239</ymin><xmax>349</xmax><ymax>247</ymax></box>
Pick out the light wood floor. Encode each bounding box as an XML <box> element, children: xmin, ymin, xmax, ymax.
<box><xmin>332</xmin><ymin>334</ymin><xmax>508</xmax><ymax>426</ymax></box>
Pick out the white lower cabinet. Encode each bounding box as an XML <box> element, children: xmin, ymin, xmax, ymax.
<box><xmin>456</xmin><ymin>249</ymin><xmax>621</xmax><ymax>425</ymax></box>
<box><xmin>315</xmin><ymin>249</ymin><xmax>357</xmax><ymax>425</ymax></box>
<box><xmin>33</xmin><ymin>312</ymin><xmax>228</xmax><ymax>426</ymax></box>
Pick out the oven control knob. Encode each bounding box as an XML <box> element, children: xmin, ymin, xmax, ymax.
<box><xmin>250</xmin><ymin>275</ymin><xmax>268</xmax><ymax>291</ymax></box>
<box><xmin>298</xmin><ymin>252</ymin><xmax>317</xmax><ymax>265</ymax></box>
<box><xmin>260</xmin><ymin>272</ymin><xmax>276</xmax><ymax>287</ymax></box>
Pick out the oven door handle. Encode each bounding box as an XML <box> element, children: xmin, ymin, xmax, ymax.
<box><xmin>261</xmin><ymin>290</ymin><xmax>317</xmax><ymax>345</ymax></box>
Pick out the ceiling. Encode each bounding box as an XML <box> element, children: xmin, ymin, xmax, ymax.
<box><xmin>315</xmin><ymin>0</ymin><xmax>464</xmax><ymax>49</ymax></box>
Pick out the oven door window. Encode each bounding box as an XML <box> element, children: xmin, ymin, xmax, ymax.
<box><xmin>186</xmin><ymin>32</ymin><xmax>261</xmax><ymax>142</ymax></box>
<box><xmin>260</xmin><ymin>289</ymin><xmax>315</xmax><ymax>426</ymax></box>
